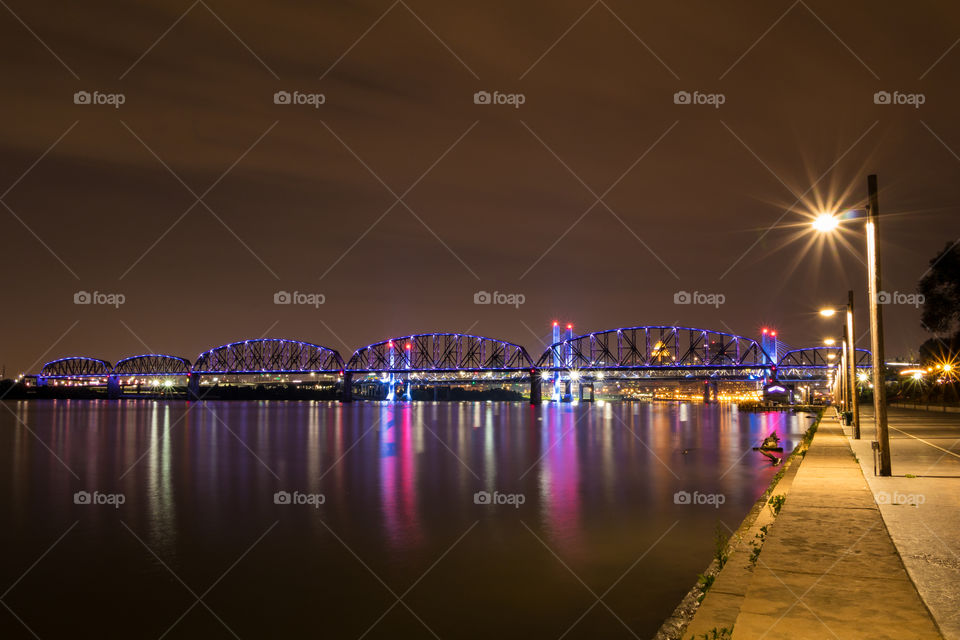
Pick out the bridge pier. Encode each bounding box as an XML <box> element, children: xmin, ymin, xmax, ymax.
<box><xmin>107</xmin><ymin>375</ymin><xmax>121</xmax><ymax>399</ymax></box>
<box><xmin>340</xmin><ymin>372</ymin><xmax>353</xmax><ymax>403</ymax></box>
<box><xmin>579</xmin><ymin>383</ymin><xmax>594</xmax><ymax>402</ymax></box>
<box><xmin>529</xmin><ymin>370</ymin><xmax>542</xmax><ymax>405</ymax></box>
<box><xmin>187</xmin><ymin>374</ymin><xmax>201</xmax><ymax>401</ymax></box>
<box><xmin>702</xmin><ymin>380</ymin><xmax>718</xmax><ymax>404</ymax></box>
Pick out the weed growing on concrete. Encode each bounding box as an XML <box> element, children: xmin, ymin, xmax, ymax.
<box><xmin>689</xmin><ymin>626</ymin><xmax>733</xmax><ymax>639</ymax></box>
<box><xmin>769</xmin><ymin>494</ymin><xmax>786</xmax><ymax>516</ymax></box>
<box><xmin>696</xmin><ymin>573</ymin><xmax>715</xmax><ymax>603</ymax></box>
<box><xmin>749</xmin><ymin>525</ymin><xmax>769</xmax><ymax>566</ymax></box>
<box><xmin>714</xmin><ymin>524</ymin><xmax>729</xmax><ymax>569</ymax></box>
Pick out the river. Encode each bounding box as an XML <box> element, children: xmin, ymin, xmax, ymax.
<box><xmin>0</xmin><ymin>400</ymin><xmax>810</xmax><ymax>638</ymax></box>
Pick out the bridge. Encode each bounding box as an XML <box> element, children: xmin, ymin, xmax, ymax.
<box><xmin>776</xmin><ymin>347</ymin><xmax>872</xmax><ymax>380</ymax></box>
<box><xmin>29</xmin><ymin>325</ymin><xmax>871</xmax><ymax>403</ymax></box>
<box><xmin>344</xmin><ymin>333</ymin><xmax>534</xmax><ymax>401</ymax></box>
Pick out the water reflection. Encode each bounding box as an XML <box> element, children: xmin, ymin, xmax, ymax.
<box><xmin>0</xmin><ymin>399</ymin><xmax>807</xmax><ymax>639</ymax></box>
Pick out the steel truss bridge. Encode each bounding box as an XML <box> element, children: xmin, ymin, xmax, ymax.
<box><xmin>31</xmin><ymin>327</ymin><xmax>871</xmax><ymax>402</ymax></box>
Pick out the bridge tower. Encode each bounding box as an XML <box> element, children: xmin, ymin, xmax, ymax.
<box><xmin>562</xmin><ymin>323</ymin><xmax>574</xmax><ymax>402</ymax></box>
<box><xmin>551</xmin><ymin>321</ymin><xmax>561</xmax><ymax>401</ymax></box>
<box><xmin>760</xmin><ymin>328</ymin><xmax>779</xmax><ymax>365</ymax></box>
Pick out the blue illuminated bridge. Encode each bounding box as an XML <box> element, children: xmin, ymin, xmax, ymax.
<box><xmin>31</xmin><ymin>326</ymin><xmax>871</xmax><ymax>403</ymax></box>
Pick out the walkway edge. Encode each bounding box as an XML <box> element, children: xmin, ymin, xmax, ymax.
<box><xmin>654</xmin><ymin>409</ymin><xmax>823</xmax><ymax>640</ymax></box>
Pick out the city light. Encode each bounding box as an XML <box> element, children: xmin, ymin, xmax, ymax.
<box><xmin>812</xmin><ymin>212</ymin><xmax>839</xmax><ymax>232</ymax></box>
<box><xmin>824</xmin><ymin>338</ymin><xmax>836</xmax><ymax>345</ymax></box>
<box><xmin>819</xmin><ymin>308</ymin><xmax>837</xmax><ymax>317</ymax></box>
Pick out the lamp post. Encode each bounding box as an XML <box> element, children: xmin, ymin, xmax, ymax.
<box><xmin>811</xmin><ymin>175</ymin><xmax>890</xmax><ymax>474</ymax></box>
<box><xmin>846</xmin><ymin>290</ymin><xmax>860</xmax><ymax>439</ymax></box>
<box><xmin>866</xmin><ymin>175</ymin><xmax>891</xmax><ymax>475</ymax></box>
<box><xmin>819</xmin><ymin>296</ymin><xmax>861</xmax><ymax>439</ymax></box>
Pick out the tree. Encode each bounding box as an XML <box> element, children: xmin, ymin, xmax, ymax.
<box><xmin>919</xmin><ymin>241</ymin><xmax>960</xmax><ymax>337</ymax></box>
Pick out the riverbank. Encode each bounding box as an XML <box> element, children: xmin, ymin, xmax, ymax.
<box><xmin>672</xmin><ymin>412</ymin><xmax>943</xmax><ymax>639</ymax></box>
<box><xmin>655</xmin><ymin>409</ymin><xmax>822</xmax><ymax>640</ymax></box>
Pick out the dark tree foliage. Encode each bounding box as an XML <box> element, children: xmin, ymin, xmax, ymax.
<box><xmin>917</xmin><ymin>242</ymin><xmax>960</xmax><ymax>365</ymax></box>
<box><xmin>919</xmin><ymin>241</ymin><xmax>960</xmax><ymax>336</ymax></box>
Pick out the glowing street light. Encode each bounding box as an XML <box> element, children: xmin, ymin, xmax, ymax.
<box><xmin>809</xmin><ymin>175</ymin><xmax>890</xmax><ymax>474</ymax></box>
<box><xmin>819</xmin><ymin>292</ymin><xmax>861</xmax><ymax>440</ymax></box>
<box><xmin>824</xmin><ymin>338</ymin><xmax>836</xmax><ymax>345</ymax></box>
<box><xmin>812</xmin><ymin>212</ymin><xmax>840</xmax><ymax>232</ymax></box>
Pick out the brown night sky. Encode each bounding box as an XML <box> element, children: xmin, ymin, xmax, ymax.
<box><xmin>2</xmin><ymin>0</ymin><xmax>960</xmax><ymax>373</ymax></box>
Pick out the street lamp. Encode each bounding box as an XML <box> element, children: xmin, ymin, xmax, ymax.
<box><xmin>812</xmin><ymin>213</ymin><xmax>840</xmax><ymax>232</ymax></box>
<box><xmin>818</xmin><ymin>292</ymin><xmax>861</xmax><ymax>439</ymax></box>
<box><xmin>811</xmin><ymin>175</ymin><xmax>891</xmax><ymax>475</ymax></box>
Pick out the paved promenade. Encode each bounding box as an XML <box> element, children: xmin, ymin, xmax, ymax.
<box><xmin>687</xmin><ymin>413</ymin><xmax>943</xmax><ymax>639</ymax></box>
<box><xmin>848</xmin><ymin>407</ymin><xmax>960</xmax><ymax>640</ymax></box>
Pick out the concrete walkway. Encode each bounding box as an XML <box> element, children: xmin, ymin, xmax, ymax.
<box><xmin>728</xmin><ymin>416</ymin><xmax>942</xmax><ymax>639</ymax></box>
<box><xmin>848</xmin><ymin>407</ymin><xmax>960</xmax><ymax>640</ymax></box>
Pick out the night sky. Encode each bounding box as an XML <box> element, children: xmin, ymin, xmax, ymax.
<box><xmin>3</xmin><ymin>1</ymin><xmax>960</xmax><ymax>374</ymax></box>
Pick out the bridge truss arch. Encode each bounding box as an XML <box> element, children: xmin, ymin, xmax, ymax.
<box><xmin>535</xmin><ymin>326</ymin><xmax>771</xmax><ymax>377</ymax></box>
<box><xmin>40</xmin><ymin>357</ymin><xmax>112</xmax><ymax>379</ymax></box>
<box><xmin>776</xmin><ymin>347</ymin><xmax>872</xmax><ymax>380</ymax></box>
<box><xmin>347</xmin><ymin>333</ymin><xmax>534</xmax><ymax>377</ymax></box>
<box><xmin>113</xmin><ymin>354</ymin><xmax>191</xmax><ymax>377</ymax></box>
<box><xmin>192</xmin><ymin>339</ymin><xmax>344</xmax><ymax>375</ymax></box>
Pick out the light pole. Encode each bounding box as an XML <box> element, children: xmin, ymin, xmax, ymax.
<box><xmin>846</xmin><ymin>290</ymin><xmax>861</xmax><ymax>439</ymax></box>
<box><xmin>866</xmin><ymin>175</ymin><xmax>891</xmax><ymax>475</ymax></box>
<box><xmin>811</xmin><ymin>174</ymin><xmax>891</xmax><ymax>474</ymax></box>
<box><xmin>818</xmin><ymin>293</ymin><xmax>861</xmax><ymax>439</ymax></box>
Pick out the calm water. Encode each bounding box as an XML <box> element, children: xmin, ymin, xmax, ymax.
<box><xmin>0</xmin><ymin>400</ymin><xmax>809</xmax><ymax>639</ymax></box>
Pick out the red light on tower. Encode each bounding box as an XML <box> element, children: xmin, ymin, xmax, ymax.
<box><xmin>762</xmin><ymin>328</ymin><xmax>769</xmax><ymax>334</ymax></box>
<box><xmin>566</xmin><ymin>324</ymin><xmax>573</xmax><ymax>330</ymax></box>
<box><xmin>770</xmin><ymin>331</ymin><xmax>777</xmax><ymax>337</ymax></box>
<box><xmin>552</xmin><ymin>321</ymin><xmax>559</xmax><ymax>326</ymax></box>
<box><xmin>405</xmin><ymin>343</ymin><xmax>411</xmax><ymax>350</ymax></box>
